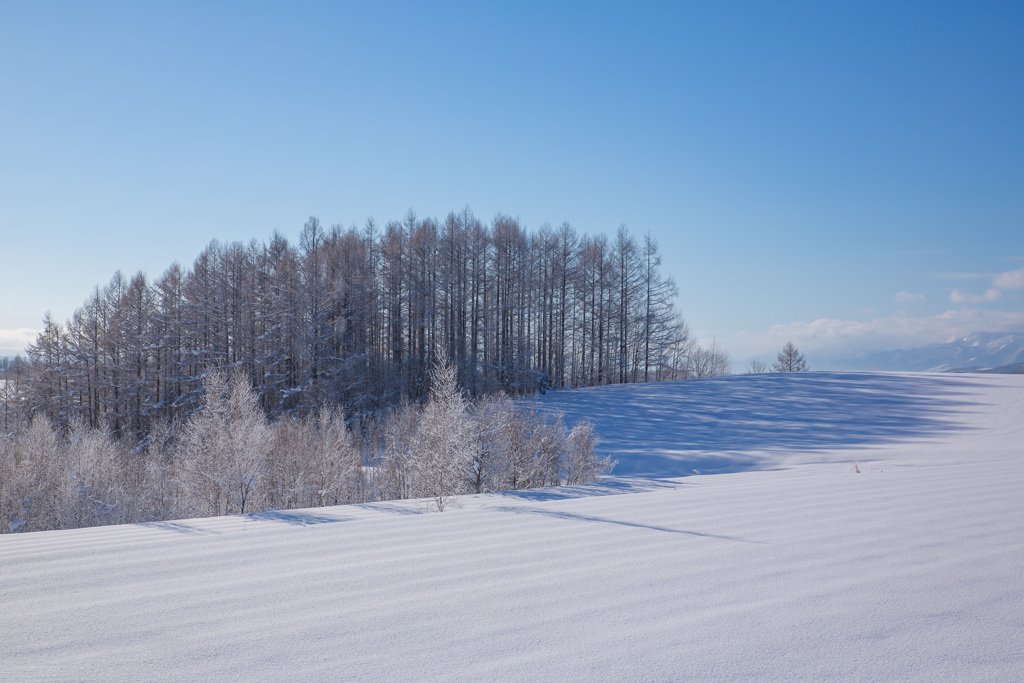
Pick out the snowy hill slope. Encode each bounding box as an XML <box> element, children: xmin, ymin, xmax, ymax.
<box><xmin>533</xmin><ymin>371</ymin><xmax>1011</xmax><ymax>476</ymax></box>
<box><xmin>3</xmin><ymin>372</ymin><xmax>1024</xmax><ymax>681</ymax></box>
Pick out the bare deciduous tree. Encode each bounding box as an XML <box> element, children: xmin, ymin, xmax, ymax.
<box><xmin>688</xmin><ymin>340</ymin><xmax>733</xmax><ymax>379</ymax></box>
<box><xmin>746</xmin><ymin>359</ymin><xmax>769</xmax><ymax>374</ymax></box>
<box><xmin>772</xmin><ymin>341</ymin><xmax>808</xmax><ymax>373</ymax></box>
<box><xmin>17</xmin><ymin>210</ymin><xmax>713</xmax><ymax>436</ymax></box>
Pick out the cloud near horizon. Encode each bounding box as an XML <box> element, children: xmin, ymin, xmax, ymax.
<box><xmin>894</xmin><ymin>291</ymin><xmax>926</xmax><ymax>303</ymax></box>
<box><xmin>736</xmin><ymin>308</ymin><xmax>1024</xmax><ymax>358</ymax></box>
<box><xmin>0</xmin><ymin>328</ymin><xmax>39</xmax><ymax>356</ymax></box>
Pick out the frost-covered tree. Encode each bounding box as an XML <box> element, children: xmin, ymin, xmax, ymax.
<box><xmin>413</xmin><ymin>351</ymin><xmax>473</xmax><ymax>511</ymax></box>
<box><xmin>264</xmin><ymin>407</ymin><xmax>362</xmax><ymax>510</ymax></box>
<box><xmin>1</xmin><ymin>371</ymin><xmax>616</xmax><ymax>532</ymax></box>
<box><xmin>373</xmin><ymin>400</ymin><xmax>420</xmax><ymax>501</ymax></box>
<box><xmin>772</xmin><ymin>341</ymin><xmax>808</xmax><ymax>373</ymax></box>
<box><xmin>59</xmin><ymin>421</ymin><xmax>123</xmax><ymax>529</ymax></box>
<box><xmin>307</xmin><ymin>407</ymin><xmax>361</xmax><ymax>507</ymax></box>
<box><xmin>491</xmin><ymin>404</ymin><xmax>562</xmax><ymax>491</ymax></box>
<box><xmin>466</xmin><ymin>394</ymin><xmax>508</xmax><ymax>493</ymax></box>
<box><xmin>0</xmin><ymin>414</ymin><xmax>61</xmax><ymax>532</ymax></box>
<box><xmin>563</xmin><ymin>420</ymin><xmax>613</xmax><ymax>485</ymax></box>
<box><xmin>142</xmin><ymin>417</ymin><xmax>185</xmax><ymax>521</ymax></box>
<box><xmin>182</xmin><ymin>370</ymin><xmax>269</xmax><ymax>516</ymax></box>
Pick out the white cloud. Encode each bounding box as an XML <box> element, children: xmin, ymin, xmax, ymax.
<box><xmin>0</xmin><ymin>328</ymin><xmax>38</xmax><ymax>355</ymax></box>
<box><xmin>731</xmin><ymin>264</ymin><xmax>1024</xmax><ymax>363</ymax></box>
<box><xmin>993</xmin><ymin>267</ymin><xmax>1024</xmax><ymax>291</ymax></box>
<box><xmin>950</xmin><ymin>288</ymin><xmax>1003</xmax><ymax>304</ymax></box>
<box><xmin>733</xmin><ymin>308</ymin><xmax>1024</xmax><ymax>358</ymax></box>
<box><xmin>937</xmin><ymin>266</ymin><xmax>1024</xmax><ymax>303</ymax></box>
<box><xmin>944</xmin><ymin>267</ymin><xmax>1024</xmax><ymax>304</ymax></box>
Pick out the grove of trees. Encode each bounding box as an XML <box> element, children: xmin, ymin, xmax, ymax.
<box><xmin>0</xmin><ymin>209</ymin><xmax>737</xmax><ymax>533</ymax></box>
<box><xmin>8</xmin><ymin>209</ymin><xmax>728</xmax><ymax>439</ymax></box>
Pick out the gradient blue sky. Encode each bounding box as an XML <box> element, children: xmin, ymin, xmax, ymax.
<box><xmin>2</xmin><ymin>1</ymin><xmax>1023</xmax><ymax>365</ymax></box>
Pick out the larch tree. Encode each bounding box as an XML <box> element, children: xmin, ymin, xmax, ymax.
<box><xmin>16</xmin><ymin>208</ymin><xmax>714</xmax><ymax>440</ymax></box>
<box><xmin>772</xmin><ymin>341</ymin><xmax>808</xmax><ymax>373</ymax></box>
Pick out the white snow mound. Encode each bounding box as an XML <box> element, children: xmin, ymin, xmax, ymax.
<box><xmin>2</xmin><ymin>371</ymin><xmax>1023</xmax><ymax>681</ymax></box>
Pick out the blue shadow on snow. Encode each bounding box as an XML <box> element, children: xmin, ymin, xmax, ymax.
<box><xmin>534</xmin><ymin>372</ymin><xmax>987</xmax><ymax>478</ymax></box>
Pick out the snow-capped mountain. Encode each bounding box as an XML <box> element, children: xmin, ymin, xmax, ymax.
<box><xmin>844</xmin><ymin>332</ymin><xmax>1024</xmax><ymax>372</ymax></box>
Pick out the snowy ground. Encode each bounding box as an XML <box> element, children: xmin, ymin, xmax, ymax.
<box><xmin>2</xmin><ymin>372</ymin><xmax>1023</xmax><ymax>681</ymax></box>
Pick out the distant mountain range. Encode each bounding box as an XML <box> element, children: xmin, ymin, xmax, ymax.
<box><xmin>840</xmin><ymin>332</ymin><xmax>1024</xmax><ymax>373</ymax></box>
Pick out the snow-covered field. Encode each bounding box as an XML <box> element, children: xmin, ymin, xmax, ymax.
<box><xmin>3</xmin><ymin>372</ymin><xmax>1023</xmax><ymax>681</ymax></box>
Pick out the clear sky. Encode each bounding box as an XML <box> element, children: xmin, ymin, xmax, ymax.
<box><xmin>2</xmin><ymin>1</ymin><xmax>1022</xmax><ymax>366</ymax></box>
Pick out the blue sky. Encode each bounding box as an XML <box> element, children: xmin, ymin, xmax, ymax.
<box><xmin>2</xmin><ymin>1</ymin><xmax>1022</xmax><ymax>365</ymax></box>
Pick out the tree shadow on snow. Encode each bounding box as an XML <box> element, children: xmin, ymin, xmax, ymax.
<box><xmin>353</xmin><ymin>502</ymin><xmax>425</xmax><ymax>516</ymax></box>
<box><xmin>535</xmin><ymin>372</ymin><xmax>989</xmax><ymax>478</ymax></box>
<box><xmin>244</xmin><ymin>510</ymin><xmax>348</xmax><ymax>526</ymax></box>
<box><xmin>136</xmin><ymin>510</ymin><xmax>348</xmax><ymax>534</ymax></box>
<box><xmin>491</xmin><ymin>505</ymin><xmax>764</xmax><ymax>543</ymax></box>
<box><xmin>136</xmin><ymin>520</ymin><xmax>220</xmax><ymax>535</ymax></box>
<box><xmin>495</xmin><ymin>477</ymin><xmax>683</xmax><ymax>503</ymax></box>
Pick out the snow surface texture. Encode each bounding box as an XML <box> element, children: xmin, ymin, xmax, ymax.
<box><xmin>2</xmin><ymin>371</ymin><xmax>1023</xmax><ymax>681</ymax></box>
